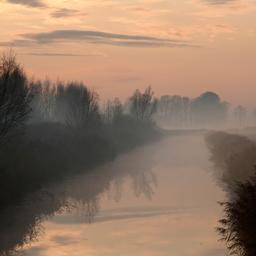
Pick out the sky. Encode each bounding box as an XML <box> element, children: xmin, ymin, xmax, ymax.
<box><xmin>0</xmin><ymin>0</ymin><xmax>255</xmax><ymax>106</ymax></box>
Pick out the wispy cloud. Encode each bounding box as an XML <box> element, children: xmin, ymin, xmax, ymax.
<box><xmin>5</xmin><ymin>0</ymin><xmax>46</xmax><ymax>8</ymax></box>
<box><xmin>0</xmin><ymin>39</ymin><xmax>33</xmax><ymax>47</ymax></box>
<box><xmin>0</xmin><ymin>29</ymin><xmax>198</xmax><ymax>48</ymax></box>
<box><xmin>16</xmin><ymin>29</ymin><xmax>198</xmax><ymax>48</ymax></box>
<box><xmin>22</xmin><ymin>52</ymin><xmax>104</xmax><ymax>57</ymax></box>
<box><xmin>22</xmin><ymin>30</ymin><xmax>182</xmax><ymax>43</ymax></box>
<box><xmin>52</xmin><ymin>206</ymin><xmax>192</xmax><ymax>225</ymax></box>
<box><xmin>203</xmin><ymin>0</ymin><xmax>238</xmax><ymax>5</ymax></box>
<box><xmin>51</xmin><ymin>8</ymin><xmax>82</xmax><ymax>18</ymax></box>
<box><xmin>51</xmin><ymin>235</ymin><xmax>80</xmax><ymax>246</ymax></box>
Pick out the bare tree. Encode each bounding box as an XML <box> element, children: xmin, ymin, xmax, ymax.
<box><xmin>103</xmin><ymin>98</ymin><xmax>123</xmax><ymax>124</ymax></box>
<box><xmin>157</xmin><ymin>95</ymin><xmax>171</xmax><ymax>118</ymax></box>
<box><xmin>29</xmin><ymin>80</ymin><xmax>56</xmax><ymax>123</ymax></box>
<box><xmin>0</xmin><ymin>52</ymin><xmax>31</xmax><ymax>143</ymax></box>
<box><xmin>129</xmin><ymin>87</ymin><xmax>157</xmax><ymax>122</ymax></box>
<box><xmin>158</xmin><ymin>95</ymin><xmax>191</xmax><ymax>127</ymax></box>
<box><xmin>55</xmin><ymin>82</ymin><xmax>100</xmax><ymax>127</ymax></box>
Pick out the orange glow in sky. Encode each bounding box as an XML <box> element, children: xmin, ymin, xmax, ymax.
<box><xmin>0</xmin><ymin>0</ymin><xmax>255</xmax><ymax>106</ymax></box>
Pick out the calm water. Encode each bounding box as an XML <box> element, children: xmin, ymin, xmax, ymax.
<box><xmin>3</xmin><ymin>134</ymin><xmax>227</xmax><ymax>256</ymax></box>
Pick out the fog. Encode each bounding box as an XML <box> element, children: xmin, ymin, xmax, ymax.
<box><xmin>0</xmin><ymin>132</ymin><xmax>227</xmax><ymax>256</ymax></box>
<box><xmin>0</xmin><ymin>142</ymin><xmax>158</xmax><ymax>255</ymax></box>
<box><xmin>1</xmin><ymin>52</ymin><xmax>256</xmax><ymax>256</ymax></box>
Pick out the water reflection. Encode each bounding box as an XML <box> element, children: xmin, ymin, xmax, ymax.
<box><xmin>0</xmin><ymin>134</ymin><xmax>225</xmax><ymax>256</ymax></box>
<box><xmin>0</xmin><ymin>143</ymin><xmax>157</xmax><ymax>256</ymax></box>
<box><xmin>0</xmin><ymin>191</ymin><xmax>69</xmax><ymax>256</ymax></box>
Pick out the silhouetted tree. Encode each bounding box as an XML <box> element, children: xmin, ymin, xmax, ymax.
<box><xmin>103</xmin><ymin>98</ymin><xmax>123</xmax><ymax>124</ymax></box>
<box><xmin>191</xmin><ymin>91</ymin><xmax>228</xmax><ymax>126</ymax></box>
<box><xmin>157</xmin><ymin>95</ymin><xmax>191</xmax><ymax>127</ymax></box>
<box><xmin>29</xmin><ymin>80</ymin><xmax>56</xmax><ymax>123</ymax></box>
<box><xmin>157</xmin><ymin>95</ymin><xmax>171</xmax><ymax>118</ymax></box>
<box><xmin>55</xmin><ymin>82</ymin><xmax>100</xmax><ymax>127</ymax></box>
<box><xmin>129</xmin><ymin>87</ymin><xmax>157</xmax><ymax>122</ymax></box>
<box><xmin>0</xmin><ymin>52</ymin><xmax>31</xmax><ymax>144</ymax></box>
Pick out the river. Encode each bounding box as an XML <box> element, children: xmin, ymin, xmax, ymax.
<box><xmin>1</xmin><ymin>133</ymin><xmax>227</xmax><ymax>256</ymax></box>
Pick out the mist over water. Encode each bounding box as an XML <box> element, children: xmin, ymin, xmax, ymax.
<box><xmin>0</xmin><ymin>52</ymin><xmax>240</xmax><ymax>256</ymax></box>
<box><xmin>0</xmin><ymin>0</ymin><xmax>256</xmax><ymax>251</ymax></box>
<box><xmin>0</xmin><ymin>133</ymin><xmax>228</xmax><ymax>256</ymax></box>
<box><xmin>2</xmin><ymin>52</ymin><xmax>256</xmax><ymax>256</ymax></box>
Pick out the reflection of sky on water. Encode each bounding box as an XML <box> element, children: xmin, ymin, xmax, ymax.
<box><xmin>4</xmin><ymin>134</ymin><xmax>226</xmax><ymax>256</ymax></box>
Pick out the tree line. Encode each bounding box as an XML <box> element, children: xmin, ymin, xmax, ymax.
<box><xmin>156</xmin><ymin>92</ymin><xmax>254</xmax><ymax>128</ymax></box>
<box><xmin>0</xmin><ymin>52</ymin><xmax>161</xmax><ymax>208</ymax></box>
<box><xmin>0</xmin><ymin>52</ymin><xmax>159</xmax><ymax>147</ymax></box>
<box><xmin>1</xmin><ymin>51</ymin><xmax>253</xmax><ymax>142</ymax></box>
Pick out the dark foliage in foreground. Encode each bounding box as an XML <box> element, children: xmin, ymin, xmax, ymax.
<box><xmin>206</xmin><ymin>132</ymin><xmax>256</xmax><ymax>256</ymax></box>
<box><xmin>217</xmin><ymin>171</ymin><xmax>256</xmax><ymax>256</ymax></box>
<box><xmin>0</xmin><ymin>52</ymin><xmax>31</xmax><ymax>144</ymax></box>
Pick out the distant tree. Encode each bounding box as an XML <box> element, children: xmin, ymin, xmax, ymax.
<box><xmin>156</xmin><ymin>95</ymin><xmax>191</xmax><ymax>127</ymax></box>
<box><xmin>103</xmin><ymin>98</ymin><xmax>123</xmax><ymax>124</ymax></box>
<box><xmin>129</xmin><ymin>87</ymin><xmax>157</xmax><ymax>122</ymax></box>
<box><xmin>158</xmin><ymin>95</ymin><xmax>171</xmax><ymax>118</ymax></box>
<box><xmin>55</xmin><ymin>82</ymin><xmax>100</xmax><ymax>127</ymax></box>
<box><xmin>182</xmin><ymin>97</ymin><xmax>191</xmax><ymax>126</ymax></box>
<box><xmin>234</xmin><ymin>105</ymin><xmax>247</xmax><ymax>126</ymax></box>
<box><xmin>170</xmin><ymin>96</ymin><xmax>191</xmax><ymax>126</ymax></box>
<box><xmin>103</xmin><ymin>101</ymin><xmax>113</xmax><ymax>124</ymax></box>
<box><xmin>191</xmin><ymin>91</ymin><xmax>228</xmax><ymax>126</ymax></box>
<box><xmin>29</xmin><ymin>80</ymin><xmax>56</xmax><ymax>123</ymax></box>
<box><xmin>0</xmin><ymin>52</ymin><xmax>31</xmax><ymax>143</ymax></box>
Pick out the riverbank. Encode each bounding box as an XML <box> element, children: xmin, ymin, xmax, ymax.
<box><xmin>0</xmin><ymin>120</ymin><xmax>163</xmax><ymax>208</ymax></box>
<box><xmin>0</xmin><ymin>131</ymin><xmax>225</xmax><ymax>256</ymax></box>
